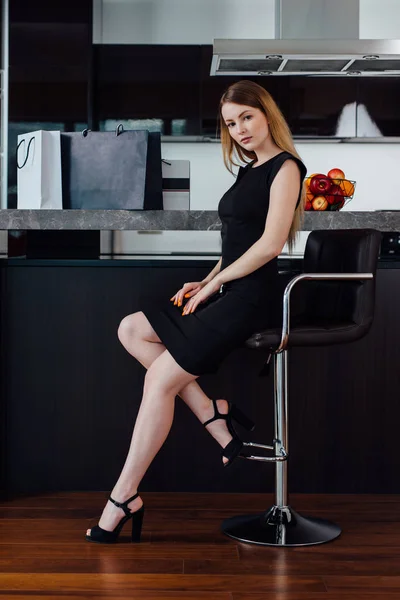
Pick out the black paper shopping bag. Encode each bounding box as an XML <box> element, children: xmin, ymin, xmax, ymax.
<box><xmin>61</xmin><ymin>129</ymin><xmax>163</xmax><ymax>210</ymax></box>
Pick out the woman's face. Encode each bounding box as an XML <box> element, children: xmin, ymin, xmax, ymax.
<box><xmin>221</xmin><ymin>102</ymin><xmax>269</xmax><ymax>151</ymax></box>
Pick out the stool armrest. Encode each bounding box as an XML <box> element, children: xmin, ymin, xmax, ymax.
<box><xmin>277</xmin><ymin>272</ymin><xmax>374</xmax><ymax>352</ymax></box>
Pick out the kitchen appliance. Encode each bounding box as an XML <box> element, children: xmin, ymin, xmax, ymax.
<box><xmin>380</xmin><ymin>232</ymin><xmax>400</xmax><ymax>258</ymax></box>
<box><xmin>211</xmin><ymin>0</ymin><xmax>400</xmax><ymax>76</ymax></box>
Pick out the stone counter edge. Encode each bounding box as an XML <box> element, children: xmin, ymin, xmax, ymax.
<box><xmin>0</xmin><ymin>210</ymin><xmax>397</xmax><ymax>231</ymax></box>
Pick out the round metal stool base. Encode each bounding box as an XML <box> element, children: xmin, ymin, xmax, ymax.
<box><xmin>222</xmin><ymin>505</ymin><xmax>341</xmax><ymax>547</ymax></box>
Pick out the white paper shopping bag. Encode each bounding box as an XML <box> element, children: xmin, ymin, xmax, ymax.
<box><xmin>17</xmin><ymin>130</ymin><xmax>63</xmax><ymax>209</ymax></box>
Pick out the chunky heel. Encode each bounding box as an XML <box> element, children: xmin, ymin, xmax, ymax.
<box><xmin>230</xmin><ymin>404</ymin><xmax>255</xmax><ymax>431</ymax></box>
<box><xmin>131</xmin><ymin>505</ymin><xmax>145</xmax><ymax>542</ymax></box>
<box><xmin>86</xmin><ymin>492</ymin><xmax>144</xmax><ymax>544</ymax></box>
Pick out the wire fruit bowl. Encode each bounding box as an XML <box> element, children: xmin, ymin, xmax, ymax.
<box><xmin>305</xmin><ymin>173</ymin><xmax>356</xmax><ymax>212</ymax></box>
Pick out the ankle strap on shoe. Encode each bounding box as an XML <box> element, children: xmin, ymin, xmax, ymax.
<box><xmin>203</xmin><ymin>399</ymin><xmax>228</xmax><ymax>427</ymax></box>
<box><xmin>109</xmin><ymin>493</ymin><xmax>139</xmax><ymax>517</ymax></box>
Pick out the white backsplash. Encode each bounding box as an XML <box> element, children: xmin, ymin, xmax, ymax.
<box><xmin>162</xmin><ymin>141</ymin><xmax>400</xmax><ymax>212</ymax></box>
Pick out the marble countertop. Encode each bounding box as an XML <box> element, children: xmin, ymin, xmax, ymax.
<box><xmin>0</xmin><ymin>209</ymin><xmax>397</xmax><ymax>231</ymax></box>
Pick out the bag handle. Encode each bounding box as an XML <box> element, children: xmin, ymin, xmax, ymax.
<box><xmin>16</xmin><ymin>136</ymin><xmax>35</xmax><ymax>169</ymax></box>
<box><xmin>82</xmin><ymin>125</ymin><xmax>124</xmax><ymax>137</ymax></box>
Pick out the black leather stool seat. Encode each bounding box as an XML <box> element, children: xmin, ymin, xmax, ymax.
<box><xmin>246</xmin><ymin>320</ymin><xmax>364</xmax><ymax>350</ymax></box>
<box><xmin>245</xmin><ymin>229</ymin><xmax>382</xmax><ymax>351</ymax></box>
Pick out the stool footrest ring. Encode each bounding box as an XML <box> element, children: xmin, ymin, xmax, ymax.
<box><xmin>241</xmin><ymin>441</ymin><xmax>288</xmax><ymax>462</ymax></box>
<box><xmin>243</xmin><ymin>442</ymin><xmax>274</xmax><ymax>451</ymax></box>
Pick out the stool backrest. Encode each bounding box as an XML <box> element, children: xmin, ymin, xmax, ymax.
<box><xmin>302</xmin><ymin>229</ymin><xmax>381</xmax><ymax>334</ymax></box>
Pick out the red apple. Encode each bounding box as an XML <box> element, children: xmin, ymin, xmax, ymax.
<box><xmin>305</xmin><ymin>200</ymin><xmax>312</xmax><ymax>211</ymax></box>
<box><xmin>308</xmin><ymin>173</ymin><xmax>326</xmax><ymax>184</ymax></box>
<box><xmin>312</xmin><ymin>196</ymin><xmax>329</xmax><ymax>211</ymax></box>
<box><xmin>326</xmin><ymin>183</ymin><xmax>345</xmax><ymax>205</ymax></box>
<box><xmin>330</xmin><ymin>198</ymin><xmax>346</xmax><ymax>211</ymax></box>
<box><xmin>306</xmin><ymin>173</ymin><xmax>320</xmax><ymax>184</ymax></box>
<box><xmin>309</xmin><ymin>174</ymin><xmax>333</xmax><ymax>195</ymax></box>
<box><xmin>327</xmin><ymin>168</ymin><xmax>345</xmax><ymax>184</ymax></box>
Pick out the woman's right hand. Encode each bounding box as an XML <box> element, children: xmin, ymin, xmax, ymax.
<box><xmin>170</xmin><ymin>281</ymin><xmax>206</xmax><ymax>307</ymax></box>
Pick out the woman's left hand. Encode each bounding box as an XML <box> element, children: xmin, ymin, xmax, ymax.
<box><xmin>182</xmin><ymin>278</ymin><xmax>222</xmax><ymax>315</ymax></box>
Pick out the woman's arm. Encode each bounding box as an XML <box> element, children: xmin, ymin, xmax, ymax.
<box><xmin>214</xmin><ymin>160</ymin><xmax>301</xmax><ymax>287</ymax></box>
<box><xmin>201</xmin><ymin>257</ymin><xmax>222</xmax><ymax>285</ymax></box>
<box><xmin>171</xmin><ymin>257</ymin><xmax>222</xmax><ymax>306</ymax></box>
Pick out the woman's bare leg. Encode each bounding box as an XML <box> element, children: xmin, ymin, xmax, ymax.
<box><xmin>117</xmin><ymin>312</ymin><xmax>233</xmax><ymax>456</ymax></box>
<box><xmin>87</xmin><ymin>350</ymin><xmax>201</xmax><ymax>535</ymax></box>
<box><xmin>87</xmin><ymin>311</ymin><xmax>235</xmax><ymax>536</ymax></box>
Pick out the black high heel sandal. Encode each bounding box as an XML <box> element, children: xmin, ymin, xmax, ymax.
<box><xmin>203</xmin><ymin>399</ymin><xmax>255</xmax><ymax>467</ymax></box>
<box><xmin>85</xmin><ymin>493</ymin><xmax>144</xmax><ymax>544</ymax></box>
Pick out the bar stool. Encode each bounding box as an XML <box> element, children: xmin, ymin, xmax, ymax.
<box><xmin>222</xmin><ymin>228</ymin><xmax>381</xmax><ymax>547</ymax></box>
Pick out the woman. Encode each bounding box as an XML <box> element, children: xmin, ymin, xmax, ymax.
<box><xmin>86</xmin><ymin>79</ymin><xmax>307</xmax><ymax>544</ymax></box>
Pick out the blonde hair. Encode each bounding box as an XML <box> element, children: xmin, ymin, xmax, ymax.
<box><xmin>218</xmin><ymin>80</ymin><xmax>305</xmax><ymax>251</ymax></box>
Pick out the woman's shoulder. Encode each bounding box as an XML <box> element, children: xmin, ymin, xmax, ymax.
<box><xmin>272</xmin><ymin>151</ymin><xmax>307</xmax><ymax>180</ymax></box>
<box><xmin>236</xmin><ymin>152</ymin><xmax>307</xmax><ymax>182</ymax></box>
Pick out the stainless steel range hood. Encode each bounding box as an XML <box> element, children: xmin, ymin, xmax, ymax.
<box><xmin>211</xmin><ymin>38</ymin><xmax>400</xmax><ymax>77</ymax></box>
<box><xmin>211</xmin><ymin>0</ymin><xmax>400</xmax><ymax>76</ymax></box>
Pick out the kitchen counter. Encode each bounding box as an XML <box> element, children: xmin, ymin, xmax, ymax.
<box><xmin>0</xmin><ymin>211</ymin><xmax>399</xmax><ymax>497</ymax></box>
<box><xmin>1</xmin><ymin>254</ymin><xmax>400</xmax><ymax>496</ymax></box>
<box><xmin>0</xmin><ymin>209</ymin><xmax>398</xmax><ymax>231</ymax></box>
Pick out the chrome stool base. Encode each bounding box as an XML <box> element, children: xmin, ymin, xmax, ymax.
<box><xmin>222</xmin><ymin>505</ymin><xmax>341</xmax><ymax>547</ymax></box>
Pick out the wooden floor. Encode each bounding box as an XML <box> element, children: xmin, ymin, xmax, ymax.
<box><xmin>0</xmin><ymin>492</ymin><xmax>399</xmax><ymax>599</ymax></box>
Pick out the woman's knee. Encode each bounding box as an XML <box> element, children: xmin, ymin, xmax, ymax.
<box><xmin>144</xmin><ymin>367</ymin><xmax>178</xmax><ymax>398</ymax></box>
<box><xmin>144</xmin><ymin>352</ymin><xmax>195</xmax><ymax>396</ymax></box>
<box><xmin>117</xmin><ymin>311</ymin><xmax>160</xmax><ymax>347</ymax></box>
<box><xmin>117</xmin><ymin>312</ymin><xmax>140</xmax><ymax>346</ymax></box>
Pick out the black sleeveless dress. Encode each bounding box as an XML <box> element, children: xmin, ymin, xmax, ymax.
<box><xmin>142</xmin><ymin>151</ymin><xmax>307</xmax><ymax>376</ymax></box>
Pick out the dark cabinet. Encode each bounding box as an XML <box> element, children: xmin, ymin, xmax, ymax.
<box><xmin>2</xmin><ymin>259</ymin><xmax>400</xmax><ymax>495</ymax></box>
<box><xmin>287</xmin><ymin>77</ymin><xmax>358</xmax><ymax>138</ymax></box>
<box><xmin>356</xmin><ymin>78</ymin><xmax>400</xmax><ymax>137</ymax></box>
<box><xmin>199</xmin><ymin>65</ymin><xmax>400</xmax><ymax>139</ymax></box>
<box><xmin>7</xmin><ymin>1</ymin><xmax>92</xmax><ymax>209</ymax></box>
<box><xmin>94</xmin><ymin>45</ymin><xmax>201</xmax><ymax>135</ymax></box>
<box><xmin>9</xmin><ymin>1</ymin><xmax>92</xmax><ymax>123</ymax></box>
<box><xmin>9</xmin><ymin>23</ymin><xmax>90</xmax><ymax>122</ymax></box>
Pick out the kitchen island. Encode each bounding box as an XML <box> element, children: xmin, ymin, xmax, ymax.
<box><xmin>0</xmin><ymin>210</ymin><xmax>399</xmax><ymax>499</ymax></box>
<box><xmin>0</xmin><ymin>209</ymin><xmax>398</xmax><ymax>230</ymax></box>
